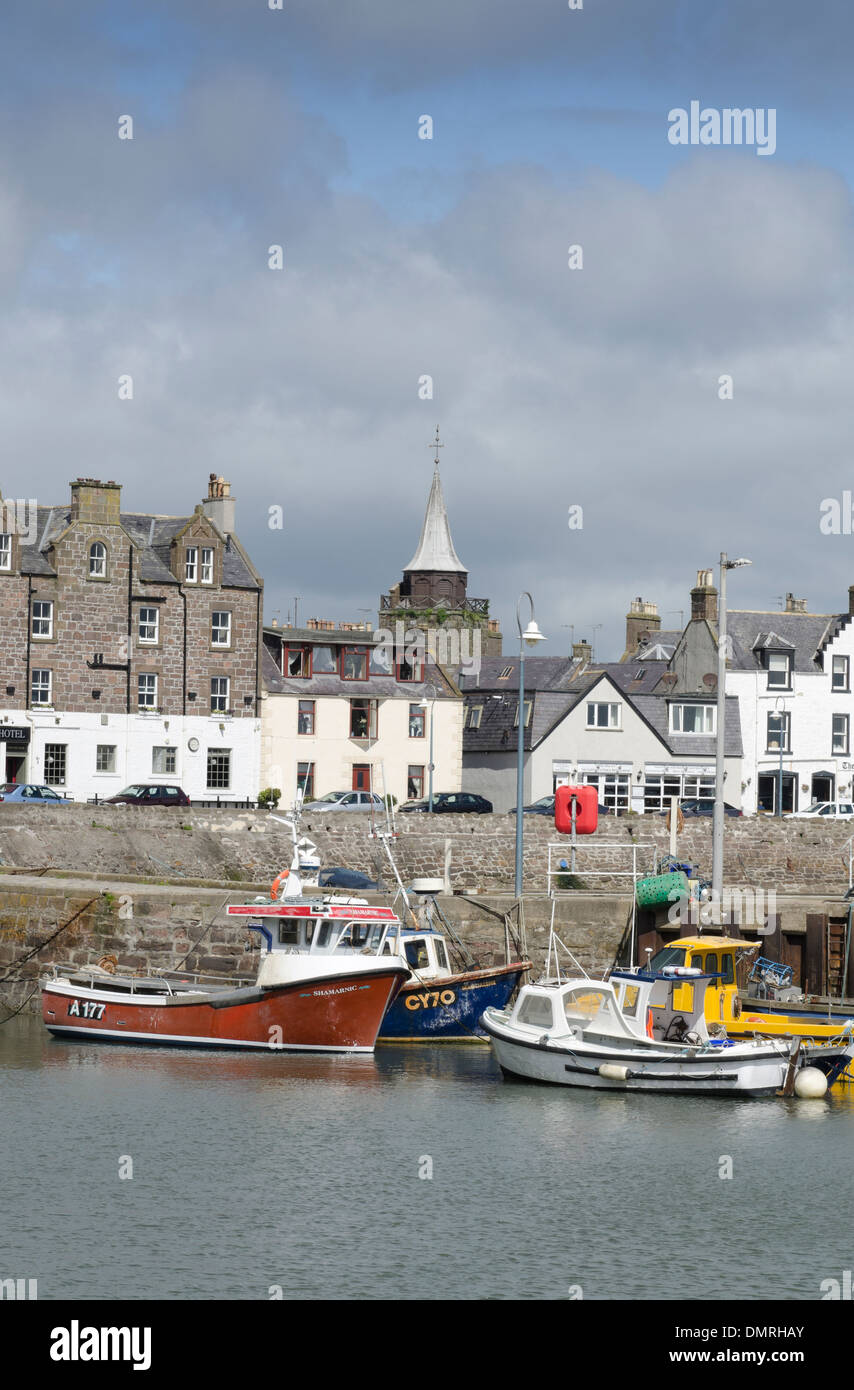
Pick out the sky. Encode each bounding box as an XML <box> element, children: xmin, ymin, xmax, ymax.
<box><xmin>2</xmin><ymin>0</ymin><xmax>854</xmax><ymax>660</ymax></box>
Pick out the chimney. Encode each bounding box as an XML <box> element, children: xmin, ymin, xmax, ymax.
<box><xmin>691</xmin><ymin>569</ymin><xmax>718</xmax><ymax>624</ymax></box>
<box><xmin>201</xmin><ymin>474</ymin><xmax>236</xmax><ymax>537</ymax></box>
<box><xmin>70</xmin><ymin>478</ymin><xmax>121</xmax><ymax>526</ymax></box>
<box><xmin>625</xmin><ymin>597</ymin><xmax>660</xmax><ymax>656</ymax></box>
<box><xmin>785</xmin><ymin>592</ymin><xmax>808</xmax><ymax>614</ymax></box>
<box><xmin>572</xmin><ymin>638</ymin><xmax>593</xmax><ymax>664</ymax></box>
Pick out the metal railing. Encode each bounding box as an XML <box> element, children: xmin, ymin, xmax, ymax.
<box><xmin>546</xmin><ymin>840</ymin><xmax>657</xmax><ymax>896</ymax></box>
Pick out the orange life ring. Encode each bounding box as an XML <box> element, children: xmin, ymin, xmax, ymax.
<box><xmin>270</xmin><ymin>871</ymin><xmax>289</xmax><ymax>900</ymax></box>
<box><xmin>646</xmin><ymin>1008</ymin><xmax>655</xmax><ymax>1040</ymax></box>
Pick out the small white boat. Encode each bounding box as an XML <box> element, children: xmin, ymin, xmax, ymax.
<box><xmin>481</xmin><ymin>958</ymin><xmax>854</xmax><ymax>1096</ymax></box>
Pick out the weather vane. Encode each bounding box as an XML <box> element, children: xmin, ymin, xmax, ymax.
<box><xmin>427</xmin><ymin>426</ymin><xmax>444</xmax><ymax>466</ymax></box>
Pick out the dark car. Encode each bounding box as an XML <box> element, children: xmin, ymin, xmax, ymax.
<box><xmin>661</xmin><ymin>799</ymin><xmax>741</xmax><ymax>818</ymax></box>
<box><xmin>510</xmin><ymin>795</ymin><xmax>555</xmax><ymax>816</ymax></box>
<box><xmin>0</xmin><ymin>783</ymin><xmax>72</xmax><ymax>804</ymax></box>
<box><xmin>104</xmin><ymin>784</ymin><xmax>191</xmax><ymax>806</ymax></box>
<box><xmin>317</xmin><ymin>867</ymin><xmax>383</xmax><ymax>891</ymax></box>
<box><xmin>399</xmin><ymin>792</ymin><xmax>493</xmax><ymax>814</ymax></box>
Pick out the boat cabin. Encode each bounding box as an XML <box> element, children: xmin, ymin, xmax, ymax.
<box><xmin>645</xmin><ymin>936</ymin><xmax>743</xmax><ymax>1027</ymax></box>
<box><xmin>240</xmin><ymin>900</ymin><xmax>404</xmax><ymax>959</ymax></box>
<box><xmin>503</xmin><ymin>970</ymin><xmax>715</xmax><ymax>1046</ymax></box>
<box><xmin>397</xmin><ymin>929</ymin><xmax>453</xmax><ymax>980</ymax></box>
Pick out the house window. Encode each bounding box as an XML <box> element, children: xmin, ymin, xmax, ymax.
<box><xmin>32</xmin><ymin>600</ymin><xmax>53</xmax><ymax>639</ymax></box>
<box><xmin>409</xmin><ymin>703</ymin><xmax>425</xmax><ymax>737</ymax></box>
<box><xmin>408</xmin><ymin>765</ymin><xmax>425</xmax><ymax>799</ymax></box>
<box><xmin>0</xmin><ymin>534</ymin><xmax>10</xmax><ymax>570</ymax></box>
<box><xmin>200</xmin><ymin>547</ymin><xmax>214</xmax><ymax>584</ymax></box>
<box><xmin>514</xmin><ymin>700</ymin><xmax>533</xmax><ymax>728</ymax></box>
<box><xmin>211</xmin><ymin>611</ymin><xmax>231</xmax><ymax>647</ymax></box>
<box><xmin>311</xmin><ymin>645</ymin><xmax>336</xmax><ymax>673</ymax></box>
<box><xmin>211</xmin><ymin>677</ymin><xmax>230</xmax><ymax>713</ymax></box>
<box><xmin>369</xmin><ymin>645</ymin><xmax>393</xmax><ymax>675</ymax></box>
<box><xmin>833</xmin><ymin>656</ymin><xmax>850</xmax><ymax>692</ymax></box>
<box><xmin>138</xmin><ymin>607</ymin><xmax>159</xmax><ymax>643</ymax></box>
<box><xmin>643</xmin><ymin>775</ymin><xmax>682</xmax><ymax>813</ymax></box>
<box><xmin>587</xmin><ymin>702</ymin><xmax>620</xmax><ymax>730</ymax></box>
<box><xmin>138</xmin><ymin>673</ymin><xmax>158</xmax><ymax>710</ymax></box>
<box><xmin>352</xmin><ymin>764</ymin><xmax>371</xmax><ymax>791</ymax></box>
<box><xmin>206</xmin><ymin>749</ymin><xmax>231</xmax><ymax>789</ymax></box>
<box><xmin>350</xmin><ymin>699</ymin><xmax>377</xmax><ymax>739</ymax></box>
<box><xmin>670</xmin><ymin>703</ymin><xmax>715</xmax><ymax>735</ymax></box>
<box><xmin>185</xmin><ymin>547</ymin><xmax>198</xmax><ymax>582</ymax></box>
<box><xmin>341</xmin><ymin>646</ymin><xmax>368</xmax><ymax>680</ymax></box>
<box><xmin>297</xmin><ymin>762</ymin><xmax>314</xmax><ymax>800</ymax></box>
<box><xmin>298</xmin><ymin>700</ymin><xmax>315</xmax><ymax>734</ymax></box>
<box><xmin>89</xmin><ymin>542</ymin><xmax>107</xmax><ymax>578</ymax></box>
<box><xmin>767</xmin><ymin>711</ymin><xmax>791</xmax><ymax>753</ymax></box>
<box><xmin>468</xmin><ymin>706</ymin><xmax>483</xmax><ymax>730</ymax></box>
<box><xmin>96</xmin><ymin>745</ymin><xmax>116</xmax><ymax>774</ymax></box>
<box><xmin>44</xmin><ymin>743</ymin><xmax>67</xmax><ymax>786</ymax></box>
<box><xmin>833</xmin><ymin>714</ymin><xmax>850</xmax><ymax>756</ymax></box>
<box><xmin>152</xmin><ymin>746</ymin><xmax>177</xmax><ymax>775</ymax></box>
<box><xmin>767</xmin><ymin>651</ymin><xmax>792</xmax><ymax>690</ymax></box>
<box><xmin>396</xmin><ymin>653</ymin><xmax>423</xmax><ymax>682</ymax></box>
<box><xmin>681</xmin><ymin>774</ymin><xmax>716</xmax><ymax>800</ymax></box>
<box><xmin>284</xmin><ymin>645</ymin><xmax>311</xmax><ymax>678</ymax></box>
<box><xmin>31</xmin><ymin>669</ymin><xmax>52</xmax><ymax>705</ymax></box>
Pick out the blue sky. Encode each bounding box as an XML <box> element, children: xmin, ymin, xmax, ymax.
<box><xmin>2</xmin><ymin>0</ymin><xmax>854</xmax><ymax>658</ymax></box>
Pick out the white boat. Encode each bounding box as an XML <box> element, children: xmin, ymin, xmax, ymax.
<box><xmin>481</xmin><ymin>958</ymin><xmax>854</xmax><ymax>1096</ymax></box>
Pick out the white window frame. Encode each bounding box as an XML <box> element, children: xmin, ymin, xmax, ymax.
<box><xmin>200</xmin><ymin>547</ymin><xmax>214</xmax><ymax>584</ymax></box>
<box><xmin>513</xmin><ymin>700</ymin><xmax>533</xmax><ymax>728</ymax></box>
<box><xmin>31</xmin><ymin>668</ymin><xmax>52</xmax><ymax>706</ymax></box>
<box><xmin>767</xmin><ymin>651</ymin><xmax>792</xmax><ymax>690</ymax></box>
<box><xmin>138</xmin><ymin>606</ymin><xmax>159</xmax><ymax>644</ymax></box>
<box><xmin>670</xmin><ymin>703</ymin><xmax>715</xmax><ymax>735</ymax></box>
<box><xmin>211</xmin><ymin>611</ymin><xmax>231</xmax><ymax>647</ymax></box>
<box><xmin>0</xmin><ymin>533</ymin><xmax>11</xmax><ymax>570</ymax></box>
<box><xmin>833</xmin><ymin>713</ymin><xmax>850</xmax><ymax>756</ymax></box>
<box><xmin>89</xmin><ymin>542</ymin><xmax>107</xmax><ymax>578</ymax></box>
<box><xmin>185</xmin><ymin>546</ymin><xmax>198</xmax><ymax>583</ymax></box>
<box><xmin>586</xmin><ymin>702</ymin><xmax>621</xmax><ymax>730</ymax></box>
<box><xmin>95</xmin><ymin>744</ymin><xmax>116</xmax><ymax>774</ymax></box>
<box><xmin>152</xmin><ymin>746</ymin><xmax>177</xmax><ymax>775</ymax></box>
<box><xmin>32</xmin><ymin>600</ymin><xmax>53</xmax><ymax>640</ymax></box>
<box><xmin>138</xmin><ymin>673</ymin><xmax>158</xmax><ymax>710</ymax></box>
<box><xmin>211</xmin><ymin>677</ymin><xmax>230</xmax><ymax>713</ymax></box>
<box><xmin>833</xmin><ymin>656</ymin><xmax>850</xmax><ymax>692</ymax></box>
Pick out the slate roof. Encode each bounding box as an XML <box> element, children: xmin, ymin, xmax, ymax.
<box><xmin>261</xmin><ymin>642</ymin><xmax>458</xmax><ymax>700</ymax></box>
<box><xmin>18</xmin><ymin>507</ymin><xmax>259</xmax><ymax>589</ymax></box>
<box><xmin>457</xmin><ymin>654</ymin><xmax>577</xmax><ymax>693</ymax></box>
<box><xmin>725</xmin><ymin>610</ymin><xmax>835</xmax><ymax>675</ymax></box>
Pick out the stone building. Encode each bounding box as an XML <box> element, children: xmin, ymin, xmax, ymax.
<box><xmin>378</xmin><ymin>437</ymin><xmax>502</xmax><ymax>669</ymax></box>
<box><xmin>0</xmin><ymin>476</ymin><xmax>263</xmax><ymax>802</ymax></box>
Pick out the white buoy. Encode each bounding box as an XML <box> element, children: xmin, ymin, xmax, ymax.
<box><xmin>598</xmin><ymin>1063</ymin><xmax>630</xmax><ymax>1082</ymax></box>
<box><xmin>794</xmin><ymin>1067</ymin><xmax>828</xmax><ymax>1099</ymax></box>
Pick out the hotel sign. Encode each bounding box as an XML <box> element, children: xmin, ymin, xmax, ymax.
<box><xmin>0</xmin><ymin>727</ymin><xmax>30</xmax><ymax>742</ymax></box>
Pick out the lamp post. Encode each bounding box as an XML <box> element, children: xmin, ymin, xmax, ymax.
<box><xmin>515</xmin><ymin>593</ymin><xmax>547</xmax><ymax>898</ymax></box>
<box><xmin>419</xmin><ymin>685</ymin><xmax>437</xmax><ymax>811</ymax></box>
<box><xmin>712</xmin><ymin>554</ymin><xmax>752</xmax><ymax>900</ymax></box>
<box><xmin>774</xmin><ymin>695</ymin><xmax>787</xmax><ymax>820</ymax></box>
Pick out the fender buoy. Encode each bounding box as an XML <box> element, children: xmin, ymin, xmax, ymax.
<box><xmin>270</xmin><ymin>871</ymin><xmax>289</xmax><ymax>900</ymax></box>
<box><xmin>646</xmin><ymin>1008</ymin><xmax>654</xmax><ymax>1040</ymax></box>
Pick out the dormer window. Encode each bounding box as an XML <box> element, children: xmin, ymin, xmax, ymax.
<box><xmin>185</xmin><ymin>547</ymin><xmax>198</xmax><ymax>583</ymax></box>
<box><xmin>200</xmin><ymin>547</ymin><xmax>214</xmax><ymax>584</ymax></box>
<box><xmin>766</xmin><ymin>651</ymin><xmax>792</xmax><ymax>690</ymax></box>
<box><xmin>89</xmin><ymin>542</ymin><xmax>107</xmax><ymax>578</ymax></box>
<box><xmin>670</xmin><ymin>703</ymin><xmax>715</xmax><ymax>735</ymax></box>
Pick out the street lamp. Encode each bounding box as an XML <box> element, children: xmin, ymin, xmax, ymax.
<box><xmin>419</xmin><ymin>684</ymin><xmax>438</xmax><ymax>811</ymax></box>
<box><xmin>515</xmin><ymin>593</ymin><xmax>547</xmax><ymax>898</ymax></box>
<box><xmin>712</xmin><ymin>554</ymin><xmax>752</xmax><ymax>900</ymax></box>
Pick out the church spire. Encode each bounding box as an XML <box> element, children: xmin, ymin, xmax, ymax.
<box><xmin>404</xmin><ymin>433</ymin><xmax>466</xmax><ymax>574</ymax></box>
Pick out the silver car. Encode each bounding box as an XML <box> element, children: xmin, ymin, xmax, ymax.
<box><xmin>302</xmin><ymin>790</ymin><xmax>386</xmax><ymax>812</ymax></box>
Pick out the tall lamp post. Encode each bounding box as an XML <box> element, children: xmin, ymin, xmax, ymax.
<box><xmin>712</xmin><ymin>553</ymin><xmax>752</xmax><ymax>900</ymax></box>
<box><xmin>418</xmin><ymin>687</ymin><xmax>437</xmax><ymax>812</ymax></box>
<box><xmin>515</xmin><ymin>593</ymin><xmax>547</xmax><ymax>898</ymax></box>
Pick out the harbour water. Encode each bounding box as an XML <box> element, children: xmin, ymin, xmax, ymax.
<box><xmin>2</xmin><ymin>1014</ymin><xmax>852</xmax><ymax>1301</ymax></box>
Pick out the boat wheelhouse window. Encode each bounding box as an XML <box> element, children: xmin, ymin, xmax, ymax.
<box><xmin>705</xmin><ymin>953</ymin><xmax>719</xmax><ymax>977</ymax></box>
<box><xmin>622</xmin><ymin>983</ymin><xmax>640</xmax><ymax>1018</ymax></box>
<box><xmin>277</xmin><ymin>923</ymin><xmax>301</xmax><ymax>945</ymax></box>
<box><xmin>563</xmin><ymin>987</ymin><xmax>612</xmax><ymax>1025</ymax></box>
<box><xmin>720</xmin><ymin>953</ymin><xmax>734</xmax><ymax>984</ymax></box>
<box><xmin>517</xmin><ymin>993</ymin><xmax>555</xmax><ymax>1028</ymax></box>
<box><xmin>404</xmin><ymin>939</ymin><xmax>429</xmax><ymax>969</ymax></box>
<box><xmin>315</xmin><ymin>922</ymin><xmax>331</xmax><ymax>948</ymax></box>
<box><xmin>647</xmin><ymin>946</ymin><xmax>687</xmax><ymax>972</ymax></box>
<box><xmin>434</xmin><ymin>940</ymin><xmax>449</xmax><ymax>972</ymax></box>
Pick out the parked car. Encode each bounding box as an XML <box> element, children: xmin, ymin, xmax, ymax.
<box><xmin>104</xmin><ymin>784</ymin><xmax>191</xmax><ymax>806</ymax></box>
<box><xmin>399</xmin><ymin>792</ymin><xmax>493</xmax><ymax>814</ymax></box>
<box><xmin>660</xmin><ymin>799</ymin><xmax>742</xmax><ymax>818</ymax></box>
<box><xmin>510</xmin><ymin>795</ymin><xmax>555</xmax><ymax>816</ymax></box>
<box><xmin>785</xmin><ymin>801</ymin><xmax>854</xmax><ymax>820</ymax></box>
<box><xmin>317</xmin><ymin>867</ymin><xmax>383</xmax><ymax>890</ymax></box>
<box><xmin>303</xmin><ymin>791</ymin><xmax>386</xmax><ymax>812</ymax></box>
<box><xmin>0</xmin><ymin>783</ymin><xmax>72</xmax><ymax>804</ymax></box>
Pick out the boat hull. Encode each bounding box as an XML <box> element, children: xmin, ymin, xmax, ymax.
<box><xmin>378</xmin><ymin>962</ymin><xmax>528</xmax><ymax>1043</ymax></box>
<box><xmin>42</xmin><ymin>966</ymin><xmax>408</xmax><ymax>1053</ymax></box>
<box><xmin>482</xmin><ymin>1015</ymin><xmax>853</xmax><ymax>1096</ymax></box>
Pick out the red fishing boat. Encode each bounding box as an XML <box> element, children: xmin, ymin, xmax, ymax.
<box><xmin>41</xmin><ymin>886</ymin><xmax>409</xmax><ymax>1053</ymax></box>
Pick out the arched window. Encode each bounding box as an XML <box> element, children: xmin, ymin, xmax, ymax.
<box><xmin>89</xmin><ymin>541</ymin><xmax>107</xmax><ymax>578</ymax></box>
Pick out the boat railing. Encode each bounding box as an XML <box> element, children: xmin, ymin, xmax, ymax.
<box><xmin>49</xmin><ymin>963</ymin><xmax>254</xmax><ymax>994</ymax></box>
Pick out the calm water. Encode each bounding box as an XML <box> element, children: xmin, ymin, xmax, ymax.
<box><xmin>2</xmin><ymin>1014</ymin><xmax>853</xmax><ymax>1300</ymax></box>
